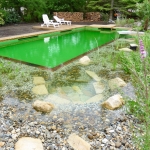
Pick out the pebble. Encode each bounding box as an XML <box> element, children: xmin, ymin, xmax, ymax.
<box><xmin>0</xmin><ymin>97</ymin><xmax>137</xmax><ymax>150</ymax></box>
<box><xmin>115</xmin><ymin>141</ymin><xmax>122</xmax><ymax>148</ymax></box>
<box><xmin>87</xmin><ymin>133</ymin><xmax>93</xmax><ymax>140</ymax></box>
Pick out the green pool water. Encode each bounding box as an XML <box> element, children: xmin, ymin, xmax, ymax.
<box><xmin>0</xmin><ymin>28</ymin><xmax>117</xmax><ymax>68</ymax></box>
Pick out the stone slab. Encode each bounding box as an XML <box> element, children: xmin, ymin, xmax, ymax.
<box><xmin>85</xmin><ymin>70</ymin><xmax>101</xmax><ymax>81</ymax></box>
<box><xmin>67</xmin><ymin>133</ymin><xmax>91</xmax><ymax>150</ymax></box>
<box><xmin>32</xmin><ymin>85</ymin><xmax>48</xmax><ymax>95</ymax></box>
<box><xmin>45</xmin><ymin>94</ymin><xmax>70</xmax><ymax>104</ymax></box>
<box><xmin>86</xmin><ymin>94</ymin><xmax>103</xmax><ymax>103</ymax></box>
<box><xmin>15</xmin><ymin>137</ymin><xmax>43</xmax><ymax>150</ymax></box>
<box><xmin>33</xmin><ymin>77</ymin><xmax>45</xmax><ymax>85</ymax></box>
<box><xmin>93</xmin><ymin>82</ymin><xmax>105</xmax><ymax>94</ymax></box>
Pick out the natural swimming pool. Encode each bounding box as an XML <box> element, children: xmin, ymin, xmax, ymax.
<box><xmin>0</xmin><ymin>27</ymin><xmax>117</xmax><ymax>68</ymax></box>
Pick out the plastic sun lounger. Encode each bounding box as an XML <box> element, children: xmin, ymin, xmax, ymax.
<box><xmin>41</xmin><ymin>14</ymin><xmax>59</xmax><ymax>28</ymax></box>
<box><xmin>53</xmin><ymin>16</ymin><xmax>71</xmax><ymax>25</ymax></box>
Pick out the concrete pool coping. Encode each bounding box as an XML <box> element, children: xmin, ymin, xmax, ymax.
<box><xmin>0</xmin><ymin>24</ymin><xmax>117</xmax><ymax>42</ymax></box>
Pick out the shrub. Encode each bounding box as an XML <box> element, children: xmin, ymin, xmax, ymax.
<box><xmin>3</xmin><ymin>10</ymin><xmax>21</xmax><ymax>24</ymax></box>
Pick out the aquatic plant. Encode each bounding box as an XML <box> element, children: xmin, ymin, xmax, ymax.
<box><xmin>51</xmin><ymin>65</ymin><xmax>82</xmax><ymax>87</ymax></box>
<box><xmin>15</xmin><ymin>90</ymin><xmax>35</xmax><ymax>100</ymax></box>
<box><xmin>119</xmin><ymin>35</ymin><xmax>150</xmax><ymax>149</ymax></box>
<box><xmin>8</xmin><ymin>73</ymin><xmax>16</xmax><ymax>80</ymax></box>
<box><xmin>0</xmin><ymin>61</ymin><xmax>13</xmax><ymax>74</ymax></box>
<box><xmin>0</xmin><ymin>94</ymin><xmax>3</xmax><ymax>101</ymax></box>
<box><xmin>30</xmin><ymin>70</ymin><xmax>50</xmax><ymax>80</ymax></box>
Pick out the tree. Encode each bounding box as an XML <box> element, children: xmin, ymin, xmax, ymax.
<box><xmin>0</xmin><ymin>0</ymin><xmax>48</xmax><ymax>22</ymax></box>
<box><xmin>87</xmin><ymin>0</ymin><xmax>122</xmax><ymax>20</ymax></box>
<box><xmin>136</xmin><ymin>0</ymin><xmax>150</xmax><ymax>31</ymax></box>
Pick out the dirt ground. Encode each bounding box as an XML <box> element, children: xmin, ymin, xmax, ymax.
<box><xmin>0</xmin><ymin>21</ymin><xmax>106</xmax><ymax>38</ymax></box>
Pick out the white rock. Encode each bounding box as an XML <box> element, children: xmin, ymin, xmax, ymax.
<box><xmin>32</xmin><ymin>100</ymin><xmax>54</xmax><ymax>113</ymax></box>
<box><xmin>101</xmin><ymin>94</ymin><xmax>125</xmax><ymax>110</ymax></box>
<box><xmin>79</xmin><ymin>56</ymin><xmax>91</xmax><ymax>65</ymax></box>
<box><xmin>108</xmin><ymin>77</ymin><xmax>127</xmax><ymax>90</ymax></box>
<box><xmin>33</xmin><ymin>77</ymin><xmax>45</xmax><ymax>85</ymax></box>
<box><xmin>102</xmin><ymin>138</ymin><xmax>108</xmax><ymax>144</ymax></box>
<box><xmin>15</xmin><ymin>137</ymin><xmax>43</xmax><ymax>150</ymax></box>
<box><xmin>67</xmin><ymin>133</ymin><xmax>91</xmax><ymax>150</ymax></box>
<box><xmin>109</xmin><ymin>130</ymin><xmax>115</xmax><ymax>133</ymax></box>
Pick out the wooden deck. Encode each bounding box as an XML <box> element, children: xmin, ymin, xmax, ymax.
<box><xmin>0</xmin><ymin>25</ymin><xmax>85</xmax><ymax>42</ymax></box>
<box><xmin>0</xmin><ymin>24</ymin><xmax>118</xmax><ymax>42</ymax></box>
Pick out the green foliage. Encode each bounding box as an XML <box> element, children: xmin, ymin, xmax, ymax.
<box><xmin>0</xmin><ymin>12</ymin><xmax>4</xmax><ymax>25</ymax></box>
<box><xmin>119</xmin><ymin>33</ymin><xmax>150</xmax><ymax>149</ymax></box>
<box><xmin>47</xmin><ymin>0</ymin><xmax>87</xmax><ymax>12</ymax></box>
<box><xmin>116</xmin><ymin>18</ymin><xmax>135</xmax><ymax>27</ymax></box>
<box><xmin>0</xmin><ymin>61</ymin><xmax>13</xmax><ymax>74</ymax></box>
<box><xmin>100</xmin><ymin>12</ymin><xmax>109</xmax><ymax>21</ymax></box>
<box><xmin>3</xmin><ymin>10</ymin><xmax>21</xmax><ymax>24</ymax></box>
<box><xmin>0</xmin><ymin>79</ymin><xmax>2</xmax><ymax>87</ymax></box>
<box><xmin>0</xmin><ymin>4</ymin><xmax>4</xmax><ymax>25</ymax></box>
<box><xmin>87</xmin><ymin>0</ymin><xmax>111</xmax><ymax>12</ymax></box>
<box><xmin>136</xmin><ymin>0</ymin><xmax>150</xmax><ymax>30</ymax></box>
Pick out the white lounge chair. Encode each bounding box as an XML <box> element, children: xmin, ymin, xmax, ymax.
<box><xmin>41</xmin><ymin>14</ymin><xmax>59</xmax><ymax>28</ymax></box>
<box><xmin>53</xmin><ymin>16</ymin><xmax>71</xmax><ymax>25</ymax></box>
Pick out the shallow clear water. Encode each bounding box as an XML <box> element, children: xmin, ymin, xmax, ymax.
<box><xmin>0</xmin><ymin>30</ymin><xmax>116</xmax><ymax>68</ymax></box>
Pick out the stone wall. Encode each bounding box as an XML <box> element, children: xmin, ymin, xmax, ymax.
<box><xmin>85</xmin><ymin>12</ymin><xmax>100</xmax><ymax>21</ymax></box>
<box><xmin>53</xmin><ymin>12</ymin><xmax>101</xmax><ymax>22</ymax></box>
<box><xmin>53</xmin><ymin>12</ymin><xmax>83</xmax><ymax>22</ymax></box>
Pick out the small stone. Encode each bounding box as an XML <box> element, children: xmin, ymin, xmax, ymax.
<box><xmin>115</xmin><ymin>141</ymin><xmax>122</xmax><ymax>148</ymax></box>
<box><xmin>0</xmin><ymin>142</ymin><xmax>5</xmax><ymax>147</ymax></box>
<box><xmin>87</xmin><ymin>133</ymin><xmax>93</xmax><ymax>140</ymax></box>
<box><xmin>51</xmin><ymin>125</ymin><xmax>56</xmax><ymax>130</ymax></box>
<box><xmin>36</xmin><ymin>131</ymin><xmax>40</xmax><ymax>135</ymax></box>
<box><xmin>102</xmin><ymin>138</ymin><xmax>108</xmax><ymax>144</ymax></box>
<box><xmin>49</xmin><ymin>145</ymin><xmax>55</xmax><ymax>150</ymax></box>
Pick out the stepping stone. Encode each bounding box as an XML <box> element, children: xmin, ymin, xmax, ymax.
<box><xmin>119</xmin><ymin>48</ymin><xmax>132</xmax><ymax>52</ymax></box>
<box><xmin>15</xmin><ymin>137</ymin><xmax>43</xmax><ymax>150</ymax></box>
<box><xmin>86</xmin><ymin>94</ymin><xmax>103</xmax><ymax>103</ymax></box>
<box><xmin>45</xmin><ymin>94</ymin><xmax>70</xmax><ymax>104</ymax></box>
<box><xmin>67</xmin><ymin>133</ymin><xmax>91</xmax><ymax>150</ymax></box>
<box><xmin>33</xmin><ymin>77</ymin><xmax>45</xmax><ymax>85</ymax></box>
<box><xmin>72</xmin><ymin>86</ymin><xmax>83</xmax><ymax>94</ymax></box>
<box><xmin>93</xmin><ymin>82</ymin><xmax>105</xmax><ymax>94</ymax></box>
<box><xmin>32</xmin><ymin>85</ymin><xmax>48</xmax><ymax>95</ymax></box>
<box><xmin>85</xmin><ymin>70</ymin><xmax>101</xmax><ymax>81</ymax></box>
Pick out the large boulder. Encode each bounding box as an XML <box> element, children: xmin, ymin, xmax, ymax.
<box><xmin>15</xmin><ymin>137</ymin><xmax>43</xmax><ymax>150</ymax></box>
<box><xmin>32</xmin><ymin>100</ymin><xmax>54</xmax><ymax>113</ymax></box>
<box><xmin>108</xmin><ymin>77</ymin><xmax>127</xmax><ymax>90</ymax></box>
<box><xmin>101</xmin><ymin>94</ymin><xmax>125</xmax><ymax>110</ymax></box>
<box><xmin>79</xmin><ymin>56</ymin><xmax>91</xmax><ymax>65</ymax></box>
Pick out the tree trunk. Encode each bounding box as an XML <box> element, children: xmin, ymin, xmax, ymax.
<box><xmin>144</xmin><ymin>18</ymin><xmax>149</xmax><ymax>31</ymax></box>
<box><xmin>109</xmin><ymin>0</ymin><xmax>114</xmax><ymax>20</ymax></box>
